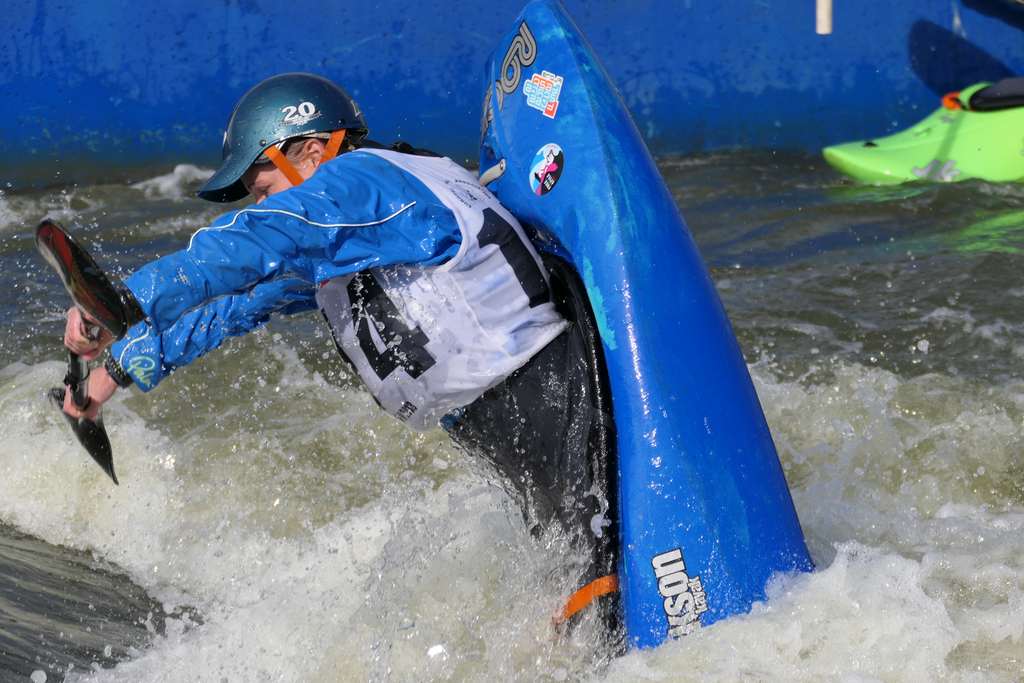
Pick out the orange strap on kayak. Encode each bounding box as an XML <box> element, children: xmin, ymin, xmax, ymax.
<box><xmin>942</xmin><ymin>91</ymin><xmax>963</xmax><ymax>110</ymax></box>
<box><xmin>263</xmin><ymin>144</ymin><xmax>306</xmax><ymax>187</ymax></box>
<box><xmin>556</xmin><ymin>575</ymin><xmax>619</xmax><ymax>624</ymax></box>
<box><xmin>322</xmin><ymin>129</ymin><xmax>347</xmax><ymax>162</ymax></box>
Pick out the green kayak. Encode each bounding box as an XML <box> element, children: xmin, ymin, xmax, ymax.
<box><xmin>823</xmin><ymin>78</ymin><xmax>1024</xmax><ymax>184</ymax></box>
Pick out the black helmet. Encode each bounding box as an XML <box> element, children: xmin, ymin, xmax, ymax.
<box><xmin>198</xmin><ymin>73</ymin><xmax>368</xmax><ymax>202</ymax></box>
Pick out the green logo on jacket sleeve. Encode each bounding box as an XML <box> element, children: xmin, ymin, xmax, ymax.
<box><xmin>126</xmin><ymin>356</ymin><xmax>158</xmax><ymax>388</ymax></box>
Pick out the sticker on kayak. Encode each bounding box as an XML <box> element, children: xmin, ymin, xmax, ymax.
<box><xmin>529</xmin><ymin>143</ymin><xmax>564</xmax><ymax>196</ymax></box>
<box><xmin>651</xmin><ymin>547</ymin><xmax>709</xmax><ymax>639</ymax></box>
<box><xmin>523</xmin><ymin>70</ymin><xmax>563</xmax><ymax>119</ymax></box>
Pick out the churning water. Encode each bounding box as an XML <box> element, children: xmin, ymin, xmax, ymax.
<box><xmin>0</xmin><ymin>153</ymin><xmax>1022</xmax><ymax>681</ymax></box>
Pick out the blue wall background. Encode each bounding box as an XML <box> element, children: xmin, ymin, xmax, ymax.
<box><xmin>4</xmin><ymin>0</ymin><xmax>1023</xmax><ymax>187</ymax></box>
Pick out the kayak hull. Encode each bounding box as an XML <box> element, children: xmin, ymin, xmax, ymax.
<box><xmin>480</xmin><ymin>0</ymin><xmax>812</xmax><ymax>649</ymax></box>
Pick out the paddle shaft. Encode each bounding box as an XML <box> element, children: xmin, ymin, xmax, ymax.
<box><xmin>66</xmin><ymin>320</ymin><xmax>100</xmax><ymax>410</ymax></box>
<box><xmin>67</xmin><ymin>351</ymin><xmax>91</xmax><ymax>409</ymax></box>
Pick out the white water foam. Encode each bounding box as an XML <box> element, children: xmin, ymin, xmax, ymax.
<box><xmin>130</xmin><ymin>166</ymin><xmax>213</xmax><ymax>201</ymax></box>
<box><xmin>0</xmin><ymin>188</ymin><xmax>89</xmax><ymax>234</ymax></box>
<box><xmin>3</xmin><ymin>345</ymin><xmax>1023</xmax><ymax>681</ymax></box>
<box><xmin>0</xmin><ymin>340</ymin><xmax>599</xmax><ymax>681</ymax></box>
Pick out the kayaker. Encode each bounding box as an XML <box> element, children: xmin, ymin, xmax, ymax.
<box><xmin>61</xmin><ymin>72</ymin><xmax>619</xmax><ymax>632</ymax></box>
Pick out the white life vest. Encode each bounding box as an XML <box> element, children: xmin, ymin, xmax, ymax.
<box><xmin>316</xmin><ymin>148</ymin><xmax>567</xmax><ymax>430</ymax></box>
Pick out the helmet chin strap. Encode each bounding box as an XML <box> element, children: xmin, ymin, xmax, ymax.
<box><xmin>323</xmin><ymin>129</ymin><xmax>347</xmax><ymax>161</ymax></box>
<box><xmin>263</xmin><ymin>129</ymin><xmax>348</xmax><ymax>188</ymax></box>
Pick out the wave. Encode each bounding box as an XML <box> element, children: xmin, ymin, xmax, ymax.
<box><xmin>3</xmin><ymin>340</ymin><xmax>1023</xmax><ymax>680</ymax></box>
<box><xmin>0</xmin><ymin>189</ymin><xmax>92</xmax><ymax>235</ymax></box>
<box><xmin>129</xmin><ymin>166</ymin><xmax>214</xmax><ymax>201</ymax></box>
<box><xmin>1</xmin><ymin>340</ymin><xmax>598</xmax><ymax>681</ymax></box>
<box><xmin>0</xmin><ymin>164</ymin><xmax>214</xmax><ymax>237</ymax></box>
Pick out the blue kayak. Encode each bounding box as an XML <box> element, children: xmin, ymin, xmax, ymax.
<box><xmin>479</xmin><ymin>0</ymin><xmax>813</xmax><ymax>649</ymax></box>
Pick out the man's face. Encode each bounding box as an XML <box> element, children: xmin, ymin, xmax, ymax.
<box><xmin>242</xmin><ymin>163</ymin><xmax>296</xmax><ymax>204</ymax></box>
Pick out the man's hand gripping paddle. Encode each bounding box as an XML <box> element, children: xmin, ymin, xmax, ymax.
<box><xmin>35</xmin><ymin>220</ymin><xmax>144</xmax><ymax>484</ymax></box>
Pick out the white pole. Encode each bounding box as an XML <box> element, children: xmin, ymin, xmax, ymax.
<box><xmin>816</xmin><ymin>0</ymin><xmax>833</xmax><ymax>35</ymax></box>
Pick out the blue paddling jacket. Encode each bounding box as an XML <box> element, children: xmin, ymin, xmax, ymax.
<box><xmin>109</xmin><ymin>148</ymin><xmax>565</xmax><ymax>428</ymax></box>
<box><xmin>110</xmin><ymin>151</ymin><xmax>463</xmax><ymax>391</ymax></box>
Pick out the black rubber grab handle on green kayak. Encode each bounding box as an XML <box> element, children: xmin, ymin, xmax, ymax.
<box><xmin>35</xmin><ymin>219</ymin><xmax>144</xmax><ymax>485</ymax></box>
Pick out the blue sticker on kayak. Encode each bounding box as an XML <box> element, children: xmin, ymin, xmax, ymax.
<box><xmin>529</xmin><ymin>143</ymin><xmax>564</xmax><ymax>195</ymax></box>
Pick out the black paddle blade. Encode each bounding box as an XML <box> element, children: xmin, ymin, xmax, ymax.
<box><xmin>35</xmin><ymin>220</ymin><xmax>142</xmax><ymax>340</ymax></box>
<box><xmin>48</xmin><ymin>387</ymin><xmax>119</xmax><ymax>485</ymax></box>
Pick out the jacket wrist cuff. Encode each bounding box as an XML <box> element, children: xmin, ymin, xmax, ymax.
<box><xmin>104</xmin><ymin>354</ymin><xmax>134</xmax><ymax>388</ymax></box>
